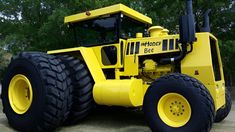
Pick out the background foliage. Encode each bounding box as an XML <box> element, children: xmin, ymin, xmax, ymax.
<box><xmin>0</xmin><ymin>0</ymin><xmax>235</xmax><ymax>79</ymax></box>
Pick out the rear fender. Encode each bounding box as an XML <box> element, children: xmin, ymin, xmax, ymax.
<box><xmin>48</xmin><ymin>47</ymin><xmax>106</xmax><ymax>82</ymax></box>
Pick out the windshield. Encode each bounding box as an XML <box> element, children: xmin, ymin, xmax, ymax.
<box><xmin>120</xmin><ymin>14</ymin><xmax>148</xmax><ymax>39</ymax></box>
<box><xmin>71</xmin><ymin>13</ymin><xmax>148</xmax><ymax>46</ymax></box>
<box><xmin>72</xmin><ymin>14</ymin><xmax>119</xmax><ymax>46</ymax></box>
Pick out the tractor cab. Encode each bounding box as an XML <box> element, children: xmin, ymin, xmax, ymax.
<box><xmin>65</xmin><ymin>4</ymin><xmax>152</xmax><ymax>46</ymax></box>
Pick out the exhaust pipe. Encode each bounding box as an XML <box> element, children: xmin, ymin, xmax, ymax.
<box><xmin>187</xmin><ymin>0</ymin><xmax>193</xmax><ymax>14</ymax></box>
<box><xmin>201</xmin><ymin>9</ymin><xmax>211</xmax><ymax>32</ymax></box>
<box><xmin>160</xmin><ymin>0</ymin><xmax>196</xmax><ymax>64</ymax></box>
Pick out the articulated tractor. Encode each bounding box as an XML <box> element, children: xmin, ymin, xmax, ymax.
<box><xmin>2</xmin><ymin>0</ymin><xmax>231</xmax><ymax>131</ymax></box>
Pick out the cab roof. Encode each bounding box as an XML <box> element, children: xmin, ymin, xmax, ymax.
<box><xmin>64</xmin><ymin>4</ymin><xmax>152</xmax><ymax>25</ymax></box>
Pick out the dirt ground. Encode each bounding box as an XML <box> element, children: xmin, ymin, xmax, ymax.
<box><xmin>0</xmin><ymin>103</ymin><xmax>235</xmax><ymax>132</ymax></box>
<box><xmin>0</xmin><ymin>83</ymin><xmax>234</xmax><ymax>132</ymax></box>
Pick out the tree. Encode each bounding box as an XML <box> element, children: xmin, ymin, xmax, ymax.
<box><xmin>0</xmin><ymin>0</ymin><xmax>234</xmax><ymax>77</ymax></box>
<box><xmin>0</xmin><ymin>49</ymin><xmax>11</xmax><ymax>79</ymax></box>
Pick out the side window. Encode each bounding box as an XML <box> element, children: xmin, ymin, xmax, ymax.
<box><xmin>120</xmin><ymin>15</ymin><xmax>148</xmax><ymax>39</ymax></box>
<box><xmin>101</xmin><ymin>46</ymin><xmax>117</xmax><ymax>65</ymax></box>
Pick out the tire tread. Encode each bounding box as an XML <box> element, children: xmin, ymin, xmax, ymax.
<box><xmin>58</xmin><ymin>55</ymin><xmax>94</xmax><ymax>125</ymax></box>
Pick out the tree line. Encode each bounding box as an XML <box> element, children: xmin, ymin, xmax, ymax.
<box><xmin>0</xmin><ymin>0</ymin><xmax>234</xmax><ymax>79</ymax></box>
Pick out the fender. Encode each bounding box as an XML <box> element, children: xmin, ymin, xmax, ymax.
<box><xmin>48</xmin><ymin>47</ymin><xmax>106</xmax><ymax>82</ymax></box>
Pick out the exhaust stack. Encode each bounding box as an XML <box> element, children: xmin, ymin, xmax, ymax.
<box><xmin>201</xmin><ymin>9</ymin><xmax>211</xmax><ymax>32</ymax></box>
<box><xmin>179</xmin><ymin>0</ymin><xmax>196</xmax><ymax>44</ymax></box>
<box><xmin>160</xmin><ymin>0</ymin><xmax>196</xmax><ymax>64</ymax></box>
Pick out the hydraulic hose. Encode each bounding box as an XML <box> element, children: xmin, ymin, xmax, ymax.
<box><xmin>159</xmin><ymin>43</ymin><xmax>187</xmax><ymax>64</ymax></box>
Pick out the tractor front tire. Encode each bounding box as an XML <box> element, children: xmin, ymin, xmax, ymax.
<box><xmin>143</xmin><ymin>73</ymin><xmax>215</xmax><ymax>132</ymax></box>
<box><xmin>215</xmin><ymin>88</ymin><xmax>232</xmax><ymax>122</ymax></box>
<box><xmin>59</xmin><ymin>55</ymin><xmax>94</xmax><ymax>124</ymax></box>
<box><xmin>1</xmin><ymin>52</ymin><xmax>72</xmax><ymax>131</ymax></box>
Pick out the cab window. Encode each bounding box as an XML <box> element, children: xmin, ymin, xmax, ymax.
<box><xmin>72</xmin><ymin>14</ymin><xmax>119</xmax><ymax>46</ymax></box>
<box><xmin>120</xmin><ymin>14</ymin><xmax>148</xmax><ymax>39</ymax></box>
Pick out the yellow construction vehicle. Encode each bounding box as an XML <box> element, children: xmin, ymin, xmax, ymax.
<box><xmin>1</xmin><ymin>0</ymin><xmax>232</xmax><ymax>131</ymax></box>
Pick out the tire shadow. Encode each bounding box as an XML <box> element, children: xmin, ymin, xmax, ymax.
<box><xmin>61</xmin><ymin>106</ymin><xmax>151</xmax><ymax>132</ymax></box>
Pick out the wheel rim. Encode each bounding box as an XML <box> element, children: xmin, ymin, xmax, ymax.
<box><xmin>157</xmin><ymin>93</ymin><xmax>191</xmax><ymax>128</ymax></box>
<box><xmin>8</xmin><ymin>74</ymin><xmax>33</xmax><ymax>114</ymax></box>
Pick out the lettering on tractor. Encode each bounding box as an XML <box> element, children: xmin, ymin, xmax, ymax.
<box><xmin>141</xmin><ymin>41</ymin><xmax>161</xmax><ymax>47</ymax></box>
<box><xmin>1</xmin><ymin>0</ymin><xmax>231</xmax><ymax>132</ymax></box>
<box><xmin>144</xmin><ymin>48</ymin><xmax>154</xmax><ymax>53</ymax></box>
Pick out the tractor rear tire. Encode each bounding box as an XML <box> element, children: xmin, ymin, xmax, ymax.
<box><xmin>1</xmin><ymin>52</ymin><xmax>72</xmax><ymax>131</ymax></box>
<box><xmin>214</xmin><ymin>88</ymin><xmax>232</xmax><ymax>122</ymax></box>
<box><xmin>59</xmin><ymin>55</ymin><xmax>94</xmax><ymax>124</ymax></box>
<box><xmin>143</xmin><ymin>73</ymin><xmax>215</xmax><ymax>132</ymax></box>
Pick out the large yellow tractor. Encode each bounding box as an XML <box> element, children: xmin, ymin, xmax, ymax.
<box><xmin>1</xmin><ymin>0</ymin><xmax>232</xmax><ymax>131</ymax></box>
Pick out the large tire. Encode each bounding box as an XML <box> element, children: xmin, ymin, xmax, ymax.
<box><xmin>1</xmin><ymin>52</ymin><xmax>72</xmax><ymax>131</ymax></box>
<box><xmin>143</xmin><ymin>73</ymin><xmax>215</xmax><ymax>132</ymax></box>
<box><xmin>214</xmin><ymin>88</ymin><xmax>232</xmax><ymax>122</ymax></box>
<box><xmin>58</xmin><ymin>55</ymin><xmax>94</xmax><ymax>124</ymax></box>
